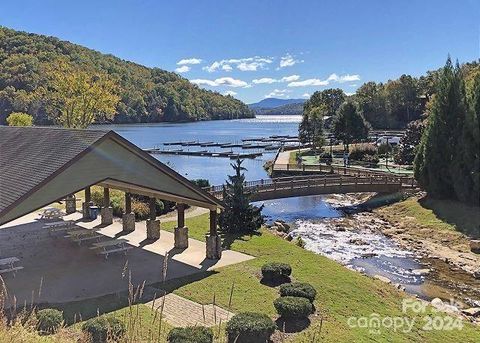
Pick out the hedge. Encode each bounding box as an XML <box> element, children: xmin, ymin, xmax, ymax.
<box><xmin>167</xmin><ymin>326</ymin><xmax>213</xmax><ymax>343</ymax></box>
<box><xmin>261</xmin><ymin>262</ymin><xmax>292</xmax><ymax>281</ymax></box>
<box><xmin>81</xmin><ymin>316</ymin><xmax>125</xmax><ymax>343</ymax></box>
<box><xmin>274</xmin><ymin>296</ymin><xmax>313</xmax><ymax>318</ymax></box>
<box><xmin>279</xmin><ymin>282</ymin><xmax>317</xmax><ymax>303</ymax></box>
<box><xmin>36</xmin><ymin>308</ymin><xmax>63</xmax><ymax>334</ymax></box>
<box><xmin>225</xmin><ymin>312</ymin><xmax>276</xmax><ymax>343</ymax></box>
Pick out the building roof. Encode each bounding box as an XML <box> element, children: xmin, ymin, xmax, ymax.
<box><xmin>0</xmin><ymin>126</ymin><xmax>222</xmax><ymax>225</ymax></box>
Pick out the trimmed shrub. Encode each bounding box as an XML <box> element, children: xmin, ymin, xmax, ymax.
<box><xmin>167</xmin><ymin>326</ymin><xmax>213</xmax><ymax>343</ymax></box>
<box><xmin>36</xmin><ymin>308</ymin><xmax>63</xmax><ymax>334</ymax></box>
<box><xmin>226</xmin><ymin>312</ymin><xmax>276</xmax><ymax>343</ymax></box>
<box><xmin>81</xmin><ymin>316</ymin><xmax>125</xmax><ymax>343</ymax></box>
<box><xmin>274</xmin><ymin>296</ymin><xmax>313</xmax><ymax>318</ymax></box>
<box><xmin>261</xmin><ymin>262</ymin><xmax>292</xmax><ymax>281</ymax></box>
<box><xmin>279</xmin><ymin>282</ymin><xmax>317</xmax><ymax>303</ymax></box>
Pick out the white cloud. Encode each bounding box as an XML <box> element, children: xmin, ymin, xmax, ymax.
<box><xmin>223</xmin><ymin>90</ymin><xmax>237</xmax><ymax>96</ymax></box>
<box><xmin>191</xmin><ymin>77</ymin><xmax>249</xmax><ymax>88</ymax></box>
<box><xmin>278</xmin><ymin>54</ymin><xmax>303</xmax><ymax>69</ymax></box>
<box><xmin>326</xmin><ymin>73</ymin><xmax>360</xmax><ymax>83</ymax></box>
<box><xmin>265</xmin><ymin>89</ymin><xmax>291</xmax><ymax>98</ymax></box>
<box><xmin>177</xmin><ymin>58</ymin><xmax>202</xmax><ymax>65</ymax></box>
<box><xmin>287</xmin><ymin>73</ymin><xmax>361</xmax><ymax>87</ymax></box>
<box><xmin>252</xmin><ymin>75</ymin><xmax>300</xmax><ymax>84</ymax></box>
<box><xmin>280</xmin><ymin>75</ymin><xmax>300</xmax><ymax>82</ymax></box>
<box><xmin>252</xmin><ymin>78</ymin><xmax>277</xmax><ymax>84</ymax></box>
<box><xmin>288</xmin><ymin>78</ymin><xmax>329</xmax><ymax>87</ymax></box>
<box><xmin>203</xmin><ymin>56</ymin><xmax>273</xmax><ymax>72</ymax></box>
<box><xmin>191</xmin><ymin>79</ymin><xmax>218</xmax><ymax>87</ymax></box>
<box><xmin>175</xmin><ymin>65</ymin><xmax>190</xmax><ymax>73</ymax></box>
<box><xmin>302</xmin><ymin>93</ymin><xmax>310</xmax><ymax>98</ymax></box>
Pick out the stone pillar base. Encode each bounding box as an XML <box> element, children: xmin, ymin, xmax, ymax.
<box><xmin>122</xmin><ymin>213</ymin><xmax>135</xmax><ymax>232</ymax></box>
<box><xmin>146</xmin><ymin>219</ymin><xmax>160</xmax><ymax>240</ymax></box>
<box><xmin>65</xmin><ymin>197</ymin><xmax>76</xmax><ymax>214</ymax></box>
<box><xmin>174</xmin><ymin>227</ymin><xmax>189</xmax><ymax>249</ymax></box>
<box><xmin>206</xmin><ymin>234</ymin><xmax>222</xmax><ymax>260</ymax></box>
<box><xmin>82</xmin><ymin>202</ymin><xmax>90</xmax><ymax>219</ymax></box>
<box><xmin>101</xmin><ymin>207</ymin><xmax>113</xmax><ymax>225</ymax></box>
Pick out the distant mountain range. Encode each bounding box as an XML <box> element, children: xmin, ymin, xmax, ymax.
<box><xmin>249</xmin><ymin>98</ymin><xmax>306</xmax><ymax>109</ymax></box>
<box><xmin>248</xmin><ymin>98</ymin><xmax>306</xmax><ymax>115</ymax></box>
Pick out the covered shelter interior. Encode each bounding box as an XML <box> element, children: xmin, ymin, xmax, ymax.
<box><xmin>0</xmin><ymin>127</ymin><xmax>252</xmax><ymax>304</ymax></box>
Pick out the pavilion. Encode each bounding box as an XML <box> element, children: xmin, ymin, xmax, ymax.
<box><xmin>0</xmin><ymin>126</ymin><xmax>224</xmax><ymax>259</ymax></box>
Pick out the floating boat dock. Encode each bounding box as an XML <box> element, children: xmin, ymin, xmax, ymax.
<box><xmin>144</xmin><ymin>148</ymin><xmax>263</xmax><ymax>159</ymax></box>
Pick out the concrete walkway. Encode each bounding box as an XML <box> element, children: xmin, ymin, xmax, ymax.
<box><xmin>0</xmin><ymin>210</ymin><xmax>254</xmax><ymax>304</ymax></box>
<box><xmin>146</xmin><ymin>293</ymin><xmax>234</xmax><ymax>327</ymax></box>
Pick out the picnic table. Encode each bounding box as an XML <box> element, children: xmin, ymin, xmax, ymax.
<box><xmin>90</xmin><ymin>239</ymin><xmax>132</xmax><ymax>259</ymax></box>
<box><xmin>40</xmin><ymin>207</ymin><xmax>64</xmax><ymax>220</ymax></box>
<box><xmin>65</xmin><ymin>228</ymin><xmax>103</xmax><ymax>245</ymax></box>
<box><xmin>0</xmin><ymin>257</ymin><xmax>24</xmax><ymax>275</ymax></box>
<box><xmin>43</xmin><ymin>221</ymin><xmax>76</xmax><ymax>235</ymax></box>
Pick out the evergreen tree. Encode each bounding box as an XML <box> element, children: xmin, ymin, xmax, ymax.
<box><xmin>394</xmin><ymin>120</ymin><xmax>425</xmax><ymax>165</ymax></box>
<box><xmin>218</xmin><ymin>159</ymin><xmax>264</xmax><ymax>233</ymax></box>
<box><xmin>332</xmin><ymin>101</ymin><xmax>370</xmax><ymax>152</ymax></box>
<box><xmin>414</xmin><ymin>58</ymin><xmax>479</xmax><ymax>203</ymax></box>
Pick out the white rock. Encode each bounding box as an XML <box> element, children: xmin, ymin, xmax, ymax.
<box><xmin>374</xmin><ymin>275</ymin><xmax>391</xmax><ymax>284</ymax></box>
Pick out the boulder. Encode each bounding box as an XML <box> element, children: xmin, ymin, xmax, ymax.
<box><xmin>470</xmin><ymin>240</ymin><xmax>480</xmax><ymax>253</ymax></box>
<box><xmin>373</xmin><ymin>275</ymin><xmax>391</xmax><ymax>284</ymax></box>
<box><xmin>411</xmin><ymin>268</ymin><xmax>431</xmax><ymax>276</ymax></box>
<box><xmin>461</xmin><ymin>308</ymin><xmax>480</xmax><ymax>317</ymax></box>
<box><xmin>349</xmin><ymin>238</ymin><xmax>368</xmax><ymax>245</ymax></box>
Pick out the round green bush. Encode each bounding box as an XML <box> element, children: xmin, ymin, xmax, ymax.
<box><xmin>167</xmin><ymin>326</ymin><xmax>213</xmax><ymax>343</ymax></box>
<box><xmin>225</xmin><ymin>312</ymin><xmax>276</xmax><ymax>343</ymax></box>
<box><xmin>81</xmin><ymin>316</ymin><xmax>125</xmax><ymax>343</ymax></box>
<box><xmin>36</xmin><ymin>308</ymin><xmax>63</xmax><ymax>334</ymax></box>
<box><xmin>274</xmin><ymin>296</ymin><xmax>313</xmax><ymax>318</ymax></box>
<box><xmin>261</xmin><ymin>262</ymin><xmax>292</xmax><ymax>280</ymax></box>
<box><xmin>279</xmin><ymin>282</ymin><xmax>317</xmax><ymax>303</ymax></box>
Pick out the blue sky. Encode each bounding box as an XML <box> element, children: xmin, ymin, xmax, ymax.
<box><xmin>1</xmin><ymin>0</ymin><xmax>479</xmax><ymax>103</ymax></box>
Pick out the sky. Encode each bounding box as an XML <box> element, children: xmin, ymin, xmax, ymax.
<box><xmin>1</xmin><ymin>0</ymin><xmax>479</xmax><ymax>104</ymax></box>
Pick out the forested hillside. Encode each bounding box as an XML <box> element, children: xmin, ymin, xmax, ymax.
<box><xmin>0</xmin><ymin>26</ymin><xmax>253</xmax><ymax>125</ymax></box>
<box><xmin>301</xmin><ymin>61</ymin><xmax>479</xmax><ymax>129</ymax></box>
<box><xmin>253</xmin><ymin>102</ymin><xmax>304</xmax><ymax>115</ymax></box>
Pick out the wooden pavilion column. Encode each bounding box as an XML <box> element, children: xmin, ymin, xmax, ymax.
<box><xmin>122</xmin><ymin>192</ymin><xmax>135</xmax><ymax>232</ymax></box>
<box><xmin>174</xmin><ymin>203</ymin><xmax>188</xmax><ymax>249</ymax></box>
<box><xmin>206</xmin><ymin>209</ymin><xmax>221</xmax><ymax>259</ymax></box>
<box><xmin>101</xmin><ymin>187</ymin><xmax>113</xmax><ymax>225</ymax></box>
<box><xmin>146</xmin><ymin>197</ymin><xmax>160</xmax><ymax>239</ymax></box>
<box><xmin>82</xmin><ymin>186</ymin><xmax>92</xmax><ymax>219</ymax></box>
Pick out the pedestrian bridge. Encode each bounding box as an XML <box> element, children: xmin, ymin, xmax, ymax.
<box><xmin>206</xmin><ymin>172</ymin><xmax>417</xmax><ymax>202</ymax></box>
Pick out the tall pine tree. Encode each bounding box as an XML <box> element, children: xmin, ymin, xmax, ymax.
<box><xmin>218</xmin><ymin>159</ymin><xmax>264</xmax><ymax>233</ymax></box>
<box><xmin>414</xmin><ymin>58</ymin><xmax>479</xmax><ymax>204</ymax></box>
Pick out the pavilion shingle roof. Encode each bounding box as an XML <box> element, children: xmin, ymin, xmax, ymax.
<box><xmin>0</xmin><ymin>126</ymin><xmax>109</xmax><ymax>215</ymax></box>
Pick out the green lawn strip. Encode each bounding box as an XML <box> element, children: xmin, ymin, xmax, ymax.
<box><xmin>376</xmin><ymin>197</ymin><xmax>480</xmax><ymax>237</ymax></box>
<box><xmin>161</xmin><ymin>217</ymin><xmax>479</xmax><ymax>341</ymax></box>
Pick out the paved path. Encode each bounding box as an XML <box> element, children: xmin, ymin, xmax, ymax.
<box><xmin>147</xmin><ymin>293</ymin><xmax>234</xmax><ymax>327</ymax></box>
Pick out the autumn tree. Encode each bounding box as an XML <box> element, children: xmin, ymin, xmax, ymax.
<box><xmin>6</xmin><ymin>112</ymin><xmax>33</xmax><ymax>126</ymax></box>
<box><xmin>43</xmin><ymin>61</ymin><xmax>120</xmax><ymax>128</ymax></box>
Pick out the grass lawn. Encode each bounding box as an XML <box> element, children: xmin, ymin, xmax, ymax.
<box><xmin>376</xmin><ymin>196</ymin><xmax>480</xmax><ymax>238</ymax></box>
<box><xmin>32</xmin><ymin>212</ymin><xmax>479</xmax><ymax>342</ymax></box>
<box><xmin>159</xmin><ymin>214</ymin><xmax>479</xmax><ymax>342</ymax></box>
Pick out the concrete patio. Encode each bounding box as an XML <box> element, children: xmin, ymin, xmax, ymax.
<box><xmin>0</xmin><ymin>209</ymin><xmax>253</xmax><ymax>305</ymax></box>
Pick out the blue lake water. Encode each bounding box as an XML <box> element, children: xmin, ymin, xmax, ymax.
<box><xmin>95</xmin><ymin>115</ymin><xmax>301</xmax><ymax>185</ymax></box>
<box><xmin>94</xmin><ymin>115</ymin><xmax>471</xmax><ymax>303</ymax></box>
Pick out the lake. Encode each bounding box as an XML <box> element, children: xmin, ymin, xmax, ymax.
<box><xmin>96</xmin><ymin>115</ymin><xmax>301</xmax><ymax>185</ymax></box>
